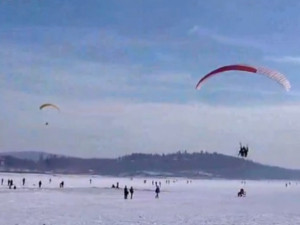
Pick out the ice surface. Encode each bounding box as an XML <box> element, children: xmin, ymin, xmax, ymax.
<box><xmin>0</xmin><ymin>172</ymin><xmax>299</xmax><ymax>225</ymax></box>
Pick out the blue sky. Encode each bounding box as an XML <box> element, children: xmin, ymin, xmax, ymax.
<box><xmin>1</xmin><ymin>0</ymin><xmax>300</xmax><ymax>168</ymax></box>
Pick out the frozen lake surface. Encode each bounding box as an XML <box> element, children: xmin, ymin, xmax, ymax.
<box><xmin>0</xmin><ymin>173</ymin><xmax>300</xmax><ymax>225</ymax></box>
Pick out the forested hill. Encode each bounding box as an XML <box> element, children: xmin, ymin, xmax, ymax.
<box><xmin>1</xmin><ymin>151</ymin><xmax>300</xmax><ymax>180</ymax></box>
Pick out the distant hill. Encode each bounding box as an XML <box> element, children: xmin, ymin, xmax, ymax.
<box><xmin>0</xmin><ymin>151</ymin><xmax>300</xmax><ymax>180</ymax></box>
<box><xmin>0</xmin><ymin>151</ymin><xmax>57</xmax><ymax>162</ymax></box>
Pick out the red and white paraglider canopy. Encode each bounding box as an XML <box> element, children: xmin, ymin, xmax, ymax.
<box><xmin>195</xmin><ymin>64</ymin><xmax>291</xmax><ymax>92</ymax></box>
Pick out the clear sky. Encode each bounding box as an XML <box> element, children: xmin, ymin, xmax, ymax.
<box><xmin>1</xmin><ymin>0</ymin><xmax>300</xmax><ymax>168</ymax></box>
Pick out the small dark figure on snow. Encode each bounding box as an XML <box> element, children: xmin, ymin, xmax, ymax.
<box><xmin>124</xmin><ymin>186</ymin><xmax>129</xmax><ymax>199</ymax></box>
<box><xmin>129</xmin><ymin>186</ymin><xmax>134</xmax><ymax>199</ymax></box>
<box><xmin>155</xmin><ymin>186</ymin><xmax>160</xmax><ymax>198</ymax></box>
<box><xmin>8</xmin><ymin>179</ymin><xmax>14</xmax><ymax>189</ymax></box>
<box><xmin>237</xmin><ymin>188</ymin><xmax>246</xmax><ymax>197</ymax></box>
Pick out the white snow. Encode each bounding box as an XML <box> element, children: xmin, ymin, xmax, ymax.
<box><xmin>0</xmin><ymin>172</ymin><xmax>299</xmax><ymax>225</ymax></box>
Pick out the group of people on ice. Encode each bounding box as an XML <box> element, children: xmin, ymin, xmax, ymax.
<box><xmin>123</xmin><ymin>186</ymin><xmax>134</xmax><ymax>199</ymax></box>
<box><xmin>120</xmin><ymin>182</ymin><xmax>160</xmax><ymax>199</ymax></box>
<box><xmin>7</xmin><ymin>179</ymin><xmax>16</xmax><ymax>189</ymax></box>
<box><xmin>0</xmin><ymin>177</ymin><xmax>65</xmax><ymax>189</ymax></box>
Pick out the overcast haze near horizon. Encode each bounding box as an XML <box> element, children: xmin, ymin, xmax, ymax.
<box><xmin>1</xmin><ymin>0</ymin><xmax>300</xmax><ymax>169</ymax></box>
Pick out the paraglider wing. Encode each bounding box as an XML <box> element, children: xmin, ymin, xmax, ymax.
<box><xmin>39</xmin><ymin>103</ymin><xmax>60</xmax><ymax>111</ymax></box>
<box><xmin>195</xmin><ymin>64</ymin><xmax>291</xmax><ymax>91</ymax></box>
<box><xmin>255</xmin><ymin>66</ymin><xmax>291</xmax><ymax>91</ymax></box>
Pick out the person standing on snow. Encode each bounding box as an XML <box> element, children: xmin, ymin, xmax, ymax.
<box><xmin>124</xmin><ymin>186</ymin><xmax>129</xmax><ymax>199</ymax></box>
<box><xmin>129</xmin><ymin>186</ymin><xmax>134</xmax><ymax>199</ymax></box>
<box><xmin>155</xmin><ymin>186</ymin><xmax>160</xmax><ymax>198</ymax></box>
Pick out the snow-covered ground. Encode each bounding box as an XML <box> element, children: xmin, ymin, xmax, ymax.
<box><xmin>0</xmin><ymin>173</ymin><xmax>299</xmax><ymax>225</ymax></box>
